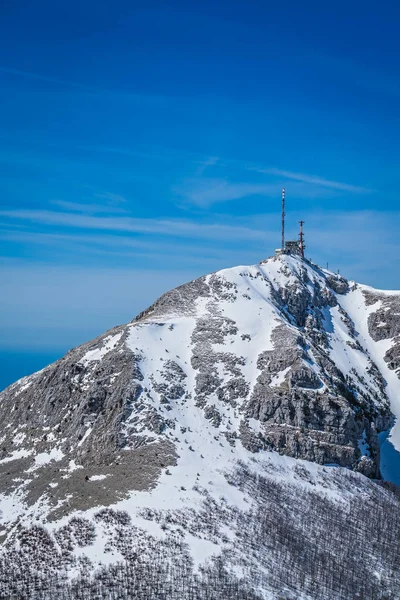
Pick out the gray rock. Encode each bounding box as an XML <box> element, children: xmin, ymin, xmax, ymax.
<box><xmin>326</xmin><ymin>275</ymin><xmax>349</xmax><ymax>295</ymax></box>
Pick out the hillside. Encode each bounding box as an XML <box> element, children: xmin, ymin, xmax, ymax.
<box><xmin>1</xmin><ymin>253</ymin><xmax>400</xmax><ymax>599</ymax></box>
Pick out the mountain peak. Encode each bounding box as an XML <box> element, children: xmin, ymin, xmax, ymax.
<box><xmin>1</xmin><ymin>256</ymin><xmax>400</xmax><ymax>596</ymax></box>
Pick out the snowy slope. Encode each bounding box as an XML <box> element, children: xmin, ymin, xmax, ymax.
<box><xmin>0</xmin><ymin>253</ymin><xmax>400</xmax><ymax>599</ymax></box>
<box><xmin>338</xmin><ymin>284</ymin><xmax>400</xmax><ymax>484</ymax></box>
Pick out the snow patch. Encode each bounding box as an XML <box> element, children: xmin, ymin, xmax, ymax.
<box><xmin>0</xmin><ymin>449</ymin><xmax>32</xmax><ymax>464</ymax></box>
<box><xmin>358</xmin><ymin>429</ymin><xmax>370</xmax><ymax>457</ymax></box>
<box><xmin>78</xmin><ymin>426</ymin><xmax>93</xmax><ymax>447</ymax></box>
<box><xmin>79</xmin><ymin>332</ymin><xmax>123</xmax><ymax>367</ymax></box>
<box><xmin>27</xmin><ymin>448</ymin><xmax>65</xmax><ymax>472</ymax></box>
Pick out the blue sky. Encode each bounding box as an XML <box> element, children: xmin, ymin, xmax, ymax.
<box><xmin>1</xmin><ymin>0</ymin><xmax>400</xmax><ymax>385</ymax></box>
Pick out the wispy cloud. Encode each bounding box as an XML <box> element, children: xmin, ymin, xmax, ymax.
<box><xmin>50</xmin><ymin>190</ymin><xmax>129</xmax><ymax>214</ymax></box>
<box><xmin>92</xmin><ymin>191</ymin><xmax>128</xmax><ymax>205</ymax></box>
<box><xmin>175</xmin><ymin>177</ymin><xmax>281</xmax><ymax>207</ymax></box>
<box><xmin>10</xmin><ymin>135</ymin><xmax>370</xmax><ymax>203</ymax></box>
<box><xmin>195</xmin><ymin>156</ymin><xmax>221</xmax><ymax>176</ymax></box>
<box><xmin>88</xmin><ymin>143</ymin><xmax>372</xmax><ymax>197</ymax></box>
<box><xmin>256</xmin><ymin>167</ymin><xmax>373</xmax><ymax>194</ymax></box>
<box><xmin>0</xmin><ymin>228</ymin><xmax>247</xmax><ymax>261</ymax></box>
<box><xmin>174</xmin><ymin>173</ymin><xmax>351</xmax><ymax>207</ymax></box>
<box><xmin>0</xmin><ymin>208</ymin><xmax>267</xmax><ymax>241</ymax></box>
<box><xmin>51</xmin><ymin>201</ymin><xmax>128</xmax><ymax>214</ymax></box>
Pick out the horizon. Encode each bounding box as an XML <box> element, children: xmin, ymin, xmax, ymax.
<box><xmin>1</xmin><ymin>0</ymin><xmax>399</xmax><ymax>388</ymax></box>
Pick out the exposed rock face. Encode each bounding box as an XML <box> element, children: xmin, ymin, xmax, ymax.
<box><xmin>0</xmin><ymin>328</ymin><xmax>177</xmax><ymax>521</ymax></box>
<box><xmin>240</xmin><ymin>321</ymin><xmax>387</xmax><ymax>476</ymax></box>
<box><xmin>0</xmin><ymin>253</ymin><xmax>400</xmax><ymax>597</ymax></box>
<box><xmin>367</xmin><ymin>295</ymin><xmax>400</xmax><ymax>342</ymax></box>
<box><xmin>326</xmin><ymin>274</ymin><xmax>349</xmax><ymax>295</ymax></box>
<box><xmin>385</xmin><ymin>341</ymin><xmax>400</xmax><ymax>374</ymax></box>
<box><xmin>364</xmin><ymin>291</ymin><xmax>400</xmax><ymax>381</ymax></box>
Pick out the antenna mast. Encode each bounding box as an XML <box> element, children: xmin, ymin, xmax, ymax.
<box><xmin>281</xmin><ymin>188</ymin><xmax>285</xmax><ymax>251</ymax></box>
<box><xmin>299</xmin><ymin>220</ymin><xmax>305</xmax><ymax>258</ymax></box>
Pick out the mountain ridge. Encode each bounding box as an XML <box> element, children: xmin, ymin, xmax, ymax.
<box><xmin>1</xmin><ymin>253</ymin><xmax>400</xmax><ymax>599</ymax></box>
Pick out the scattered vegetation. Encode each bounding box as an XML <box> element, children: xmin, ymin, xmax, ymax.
<box><xmin>1</xmin><ymin>464</ymin><xmax>400</xmax><ymax>599</ymax></box>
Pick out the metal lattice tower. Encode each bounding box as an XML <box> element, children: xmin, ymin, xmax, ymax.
<box><xmin>281</xmin><ymin>188</ymin><xmax>285</xmax><ymax>250</ymax></box>
<box><xmin>299</xmin><ymin>220</ymin><xmax>305</xmax><ymax>258</ymax></box>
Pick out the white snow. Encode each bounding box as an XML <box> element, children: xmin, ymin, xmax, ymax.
<box><xmin>0</xmin><ymin>449</ymin><xmax>32</xmax><ymax>464</ymax></box>
<box><xmin>70</xmin><ymin>521</ymin><xmax>124</xmax><ymax>574</ymax></box>
<box><xmin>27</xmin><ymin>447</ymin><xmax>65</xmax><ymax>472</ymax></box>
<box><xmin>0</xmin><ymin>489</ymin><xmax>27</xmax><ymax>524</ymax></box>
<box><xmin>77</xmin><ymin>426</ymin><xmax>93</xmax><ymax>447</ymax></box>
<box><xmin>184</xmin><ymin>533</ymin><xmax>220</xmax><ymax>571</ymax></box>
<box><xmin>270</xmin><ymin>366</ymin><xmax>290</xmax><ymax>387</ymax></box>
<box><xmin>358</xmin><ymin>429</ymin><xmax>370</xmax><ymax>457</ymax></box>
<box><xmin>12</xmin><ymin>433</ymin><xmax>26</xmax><ymax>447</ymax></box>
<box><xmin>79</xmin><ymin>332</ymin><xmax>123</xmax><ymax>367</ymax></box>
<box><xmin>65</xmin><ymin>460</ymin><xmax>83</xmax><ymax>473</ymax></box>
<box><xmin>34</xmin><ymin>448</ymin><xmax>64</xmax><ymax>467</ymax></box>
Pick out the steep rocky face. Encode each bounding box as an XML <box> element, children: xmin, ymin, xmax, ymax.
<box><xmin>1</xmin><ymin>253</ymin><xmax>400</xmax><ymax>598</ymax></box>
<box><xmin>0</xmin><ymin>330</ymin><xmax>178</xmax><ymax>520</ymax></box>
<box><xmin>364</xmin><ymin>290</ymin><xmax>400</xmax><ymax>377</ymax></box>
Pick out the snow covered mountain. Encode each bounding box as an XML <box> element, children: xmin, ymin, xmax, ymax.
<box><xmin>1</xmin><ymin>253</ymin><xmax>400</xmax><ymax>599</ymax></box>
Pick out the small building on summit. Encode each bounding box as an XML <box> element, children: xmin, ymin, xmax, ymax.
<box><xmin>275</xmin><ymin>239</ymin><xmax>302</xmax><ymax>256</ymax></box>
<box><xmin>284</xmin><ymin>240</ymin><xmax>302</xmax><ymax>255</ymax></box>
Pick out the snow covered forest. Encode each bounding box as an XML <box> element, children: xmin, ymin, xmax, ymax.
<box><xmin>1</xmin><ymin>465</ymin><xmax>400</xmax><ymax>599</ymax></box>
